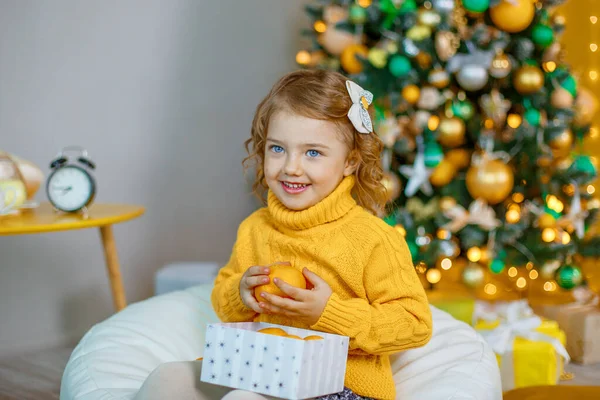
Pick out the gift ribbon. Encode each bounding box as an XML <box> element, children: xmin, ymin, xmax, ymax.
<box><xmin>474</xmin><ymin>300</ymin><xmax>571</xmax><ymax>390</ymax></box>
<box><xmin>442</xmin><ymin>199</ymin><xmax>501</xmax><ymax>232</ymax></box>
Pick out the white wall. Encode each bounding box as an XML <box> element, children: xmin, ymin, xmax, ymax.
<box><xmin>0</xmin><ymin>0</ymin><xmax>309</xmax><ymax>357</ymax></box>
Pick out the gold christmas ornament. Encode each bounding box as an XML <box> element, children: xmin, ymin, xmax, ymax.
<box><xmin>438</xmin><ymin>117</ymin><xmax>466</xmax><ymax>148</ymax></box>
<box><xmin>402</xmin><ymin>85</ymin><xmax>421</xmax><ymax>104</ymax></box>
<box><xmin>537</xmin><ymin>213</ymin><xmax>557</xmax><ymax>229</ymax></box>
<box><xmin>429</xmin><ymin>67</ymin><xmax>450</xmax><ymax>88</ymax></box>
<box><xmin>574</xmin><ymin>87</ymin><xmax>599</xmax><ymax>127</ymax></box>
<box><xmin>435</xmin><ymin>31</ymin><xmax>460</xmax><ymax>62</ymax></box>
<box><xmin>549</xmin><ymin>129</ymin><xmax>574</xmax><ymax>158</ymax></box>
<box><xmin>489</xmin><ymin>52</ymin><xmax>512</xmax><ymax>79</ymax></box>
<box><xmin>318</xmin><ymin>28</ymin><xmax>359</xmax><ymax>56</ymax></box>
<box><xmin>489</xmin><ymin>0</ymin><xmax>535</xmax><ymax>33</ymax></box>
<box><xmin>381</xmin><ymin>171</ymin><xmax>402</xmax><ymax>202</ymax></box>
<box><xmin>416</xmin><ymin>51</ymin><xmax>433</xmax><ymax>69</ymax></box>
<box><xmin>340</xmin><ymin>44</ymin><xmax>369</xmax><ymax>74</ymax></box>
<box><xmin>513</xmin><ymin>65</ymin><xmax>545</xmax><ymax>94</ymax></box>
<box><xmin>551</xmin><ymin>87</ymin><xmax>574</xmax><ymax>109</ymax></box>
<box><xmin>445</xmin><ymin>148</ymin><xmax>472</xmax><ymax>170</ymax></box>
<box><xmin>466</xmin><ymin>158</ymin><xmax>514</xmax><ymax>205</ymax></box>
<box><xmin>430</xmin><ymin>159</ymin><xmax>458</xmax><ymax>186</ymax></box>
<box><xmin>407</xmin><ymin>25</ymin><xmax>433</xmax><ymax>41</ymax></box>
<box><xmin>368</xmin><ymin>48</ymin><xmax>388</xmax><ymax>69</ymax></box>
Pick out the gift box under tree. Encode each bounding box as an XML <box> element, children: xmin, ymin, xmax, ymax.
<box><xmin>474</xmin><ymin>300</ymin><xmax>570</xmax><ymax>392</ymax></box>
<box><xmin>530</xmin><ymin>288</ymin><xmax>600</xmax><ymax>365</ymax></box>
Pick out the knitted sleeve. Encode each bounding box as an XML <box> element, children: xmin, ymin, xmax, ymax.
<box><xmin>210</xmin><ymin>217</ymin><xmax>258</xmax><ymax>322</ymax></box>
<box><xmin>310</xmin><ymin>224</ymin><xmax>432</xmax><ymax>355</ymax></box>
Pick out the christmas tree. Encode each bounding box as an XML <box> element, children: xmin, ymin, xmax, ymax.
<box><xmin>296</xmin><ymin>0</ymin><xmax>600</xmax><ymax>296</ymax></box>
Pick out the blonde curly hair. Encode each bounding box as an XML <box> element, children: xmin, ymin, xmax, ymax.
<box><xmin>243</xmin><ymin>69</ymin><xmax>387</xmax><ymax>215</ymax></box>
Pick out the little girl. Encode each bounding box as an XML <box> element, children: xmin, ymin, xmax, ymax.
<box><xmin>135</xmin><ymin>70</ymin><xmax>432</xmax><ymax>400</ymax></box>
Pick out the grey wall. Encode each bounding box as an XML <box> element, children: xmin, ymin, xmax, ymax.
<box><xmin>0</xmin><ymin>0</ymin><xmax>309</xmax><ymax>357</ymax></box>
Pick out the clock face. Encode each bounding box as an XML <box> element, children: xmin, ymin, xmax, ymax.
<box><xmin>47</xmin><ymin>166</ymin><xmax>95</xmax><ymax>212</ymax></box>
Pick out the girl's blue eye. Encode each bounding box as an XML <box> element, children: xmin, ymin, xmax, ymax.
<box><xmin>306</xmin><ymin>149</ymin><xmax>321</xmax><ymax>158</ymax></box>
<box><xmin>270</xmin><ymin>145</ymin><xmax>284</xmax><ymax>153</ymax></box>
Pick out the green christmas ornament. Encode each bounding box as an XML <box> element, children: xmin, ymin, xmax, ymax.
<box><xmin>452</xmin><ymin>99</ymin><xmax>475</xmax><ymax>120</ymax></box>
<box><xmin>463</xmin><ymin>0</ymin><xmax>490</xmax><ymax>13</ymax></box>
<box><xmin>568</xmin><ymin>155</ymin><xmax>598</xmax><ymax>179</ymax></box>
<box><xmin>350</xmin><ymin>5</ymin><xmax>368</xmax><ymax>24</ymax></box>
<box><xmin>400</xmin><ymin>0</ymin><xmax>417</xmax><ymax>13</ymax></box>
<box><xmin>561</xmin><ymin>74</ymin><xmax>578</xmax><ymax>97</ymax></box>
<box><xmin>490</xmin><ymin>259</ymin><xmax>505</xmax><ymax>274</ymax></box>
<box><xmin>532</xmin><ymin>24</ymin><xmax>554</xmax><ymax>48</ymax></box>
<box><xmin>389</xmin><ymin>55</ymin><xmax>412</xmax><ymax>78</ymax></box>
<box><xmin>423</xmin><ymin>140</ymin><xmax>444</xmax><ymax>168</ymax></box>
<box><xmin>555</xmin><ymin>264</ymin><xmax>583</xmax><ymax>290</ymax></box>
<box><xmin>524</xmin><ymin>108</ymin><xmax>541</xmax><ymax>126</ymax></box>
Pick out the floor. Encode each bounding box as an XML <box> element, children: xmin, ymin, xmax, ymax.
<box><xmin>0</xmin><ymin>347</ymin><xmax>72</xmax><ymax>400</ymax></box>
<box><xmin>0</xmin><ymin>347</ymin><xmax>598</xmax><ymax>399</ymax></box>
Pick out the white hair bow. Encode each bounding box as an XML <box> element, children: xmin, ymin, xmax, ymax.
<box><xmin>346</xmin><ymin>80</ymin><xmax>373</xmax><ymax>134</ymax></box>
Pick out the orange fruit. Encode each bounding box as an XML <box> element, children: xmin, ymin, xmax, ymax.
<box><xmin>286</xmin><ymin>334</ymin><xmax>303</xmax><ymax>340</ymax></box>
<box><xmin>257</xmin><ymin>327</ymin><xmax>288</xmax><ymax>336</ymax></box>
<box><xmin>304</xmin><ymin>335</ymin><xmax>324</xmax><ymax>341</ymax></box>
<box><xmin>254</xmin><ymin>264</ymin><xmax>307</xmax><ymax>300</ymax></box>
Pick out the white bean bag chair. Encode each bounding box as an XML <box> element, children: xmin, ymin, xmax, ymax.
<box><xmin>60</xmin><ymin>284</ymin><xmax>501</xmax><ymax>400</ymax></box>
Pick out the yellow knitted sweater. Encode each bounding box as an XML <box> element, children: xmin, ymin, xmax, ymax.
<box><xmin>211</xmin><ymin>176</ymin><xmax>432</xmax><ymax>399</ymax></box>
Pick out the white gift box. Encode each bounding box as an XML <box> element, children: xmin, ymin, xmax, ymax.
<box><xmin>200</xmin><ymin>322</ymin><xmax>349</xmax><ymax>399</ymax></box>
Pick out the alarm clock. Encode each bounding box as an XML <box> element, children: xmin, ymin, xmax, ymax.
<box><xmin>46</xmin><ymin>146</ymin><xmax>96</xmax><ymax>214</ymax></box>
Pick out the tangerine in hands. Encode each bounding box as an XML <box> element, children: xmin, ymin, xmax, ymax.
<box><xmin>254</xmin><ymin>264</ymin><xmax>307</xmax><ymax>301</ymax></box>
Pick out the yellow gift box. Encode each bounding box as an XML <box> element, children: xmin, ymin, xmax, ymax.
<box><xmin>474</xmin><ymin>302</ymin><xmax>569</xmax><ymax>392</ymax></box>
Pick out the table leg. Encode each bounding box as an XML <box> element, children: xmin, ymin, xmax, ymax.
<box><xmin>99</xmin><ymin>225</ymin><xmax>127</xmax><ymax>311</ymax></box>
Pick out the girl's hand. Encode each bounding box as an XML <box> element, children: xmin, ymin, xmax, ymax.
<box><xmin>239</xmin><ymin>265</ymin><xmax>271</xmax><ymax>313</ymax></box>
<box><xmin>258</xmin><ymin>268</ymin><xmax>332</xmax><ymax>326</ymax></box>
<box><xmin>239</xmin><ymin>262</ymin><xmax>290</xmax><ymax>313</ymax></box>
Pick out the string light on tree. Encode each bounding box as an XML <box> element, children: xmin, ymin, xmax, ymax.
<box><xmin>426</xmin><ymin>268</ymin><xmax>442</xmax><ymax>284</ymax></box>
<box><xmin>440</xmin><ymin>258</ymin><xmax>452</xmax><ymax>270</ymax></box>
<box><xmin>544</xmin><ymin>281</ymin><xmax>557</xmax><ymax>292</ymax></box>
<box><xmin>484</xmin><ymin>283</ymin><xmax>497</xmax><ymax>296</ymax></box>
<box><xmin>467</xmin><ymin>246</ymin><xmax>482</xmax><ymax>262</ymax></box>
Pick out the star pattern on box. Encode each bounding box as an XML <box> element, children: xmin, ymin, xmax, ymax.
<box><xmin>201</xmin><ymin>324</ymin><xmax>350</xmax><ymax>397</ymax></box>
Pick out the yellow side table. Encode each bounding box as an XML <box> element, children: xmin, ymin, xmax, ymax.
<box><xmin>0</xmin><ymin>202</ymin><xmax>145</xmax><ymax>311</ymax></box>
